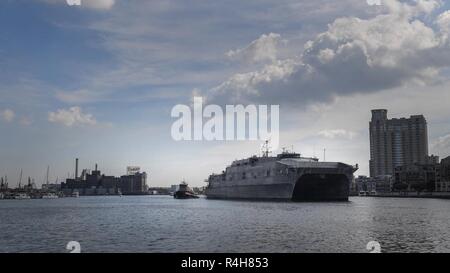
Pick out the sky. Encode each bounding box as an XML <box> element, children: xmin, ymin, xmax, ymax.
<box><xmin>1</xmin><ymin>0</ymin><xmax>450</xmax><ymax>187</ymax></box>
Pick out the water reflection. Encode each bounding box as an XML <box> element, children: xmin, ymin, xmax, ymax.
<box><xmin>1</xmin><ymin>196</ymin><xmax>450</xmax><ymax>253</ymax></box>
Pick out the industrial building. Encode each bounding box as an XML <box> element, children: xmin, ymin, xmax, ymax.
<box><xmin>61</xmin><ymin>159</ymin><xmax>148</xmax><ymax>196</ymax></box>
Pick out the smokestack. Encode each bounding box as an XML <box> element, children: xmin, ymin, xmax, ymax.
<box><xmin>95</xmin><ymin>164</ymin><xmax>98</xmax><ymax>172</ymax></box>
<box><xmin>75</xmin><ymin>158</ymin><xmax>79</xmax><ymax>180</ymax></box>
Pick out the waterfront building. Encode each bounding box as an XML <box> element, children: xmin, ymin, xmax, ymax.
<box><xmin>393</xmin><ymin>157</ymin><xmax>441</xmax><ymax>192</ymax></box>
<box><xmin>437</xmin><ymin>156</ymin><xmax>450</xmax><ymax>192</ymax></box>
<box><xmin>101</xmin><ymin>175</ymin><xmax>121</xmax><ymax>195</ymax></box>
<box><xmin>350</xmin><ymin>176</ymin><xmax>358</xmax><ymax>195</ymax></box>
<box><xmin>426</xmin><ymin>155</ymin><xmax>440</xmax><ymax>164</ymax></box>
<box><xmin>369</xmin><ymin>109</ymin><xmax>428</xmax><ymax>177</ymax></box>
<box><xmin>61</xmin><ymin>159</ymin><xmax>148</xmax><ymax>196</ymax></box>
<box><xmin>62</xmin><ymin>170</ymin><xmax>147</xmax><ymax>196</ymax></box>
<box><xmin>148</xmin><ymin>187</ymin><xmax>171</xmax><ymax>195</ymax></box>
<box><xmin>354</xmin><ymin>176</ymin><xmax>377</xmax><ymax>194</ymax></box>
<box><xmin>355</xmin><ymin>175</ymin><xmax>393</xmax><ymax>194</ymax></box>
<box><xmin>373</xmin><ymin>175</ymin><xmax>393</xmax><ymax>193</ymax></box>
<box><xmin>120</xmin><ymin>172</ymin><xmax>147</xmax><ymax>194</ymax></box>
<box><xmin>192</xmin><ymin>186</ymin><xmax>206</xmax><ymax>195</ymax></box>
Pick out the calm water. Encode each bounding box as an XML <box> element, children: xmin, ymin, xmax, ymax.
<box><xmin>1</xmin><ymin>196</ymin><xmax>450</xmax><ymax>253</ymax></box>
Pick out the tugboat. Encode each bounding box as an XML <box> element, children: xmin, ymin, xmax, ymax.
<box><xmin>173</xmin><ymin>181</ymin><xmax>199</xmax><ymax>199</ymax></box>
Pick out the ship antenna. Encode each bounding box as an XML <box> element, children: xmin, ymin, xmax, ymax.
<box><xmin>261</xmin><ymin>139</ymin><xmax>272</xmax><ymax>157</ymax></box>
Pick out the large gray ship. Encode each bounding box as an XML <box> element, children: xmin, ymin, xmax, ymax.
<box><xmin>205</xmin><ymin>147</ymin><xmax>358</xmax><ymax>201</ymax></box>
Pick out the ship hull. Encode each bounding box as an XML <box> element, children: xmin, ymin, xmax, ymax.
<box><xmin>206</xmin><ymin>173</ymin><xmax>351</xmax><ymax>202</ymax></box>
<box><xmin>205</xmin><ymin>183</ymin><xmax>293</xmax><ymax>200</ymax></box>
<box><xmin>174</xmin><ymin>191</ymin><xmax>199</xmax><ymax>199</ymax></box>
<box><xmin>205</xmin><ymin>154</ymin><xmax>357</xmax><ymax>202</ymax></box>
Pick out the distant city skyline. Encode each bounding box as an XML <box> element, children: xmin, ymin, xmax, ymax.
<box><xmin>2</xmin><ymin>0</ymin><xmax>450</xmax><ymax>187</ymax></box>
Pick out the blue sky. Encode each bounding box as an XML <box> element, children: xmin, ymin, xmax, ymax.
<box><xmin>1</xmin><ymin>0</ymin><xmax>450</xmax><ymax>187</ymax></box>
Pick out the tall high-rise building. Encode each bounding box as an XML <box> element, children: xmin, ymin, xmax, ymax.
<box><xmin>369</xmin><ymin>109</ymin><xmax>428</xmax><ymax>177</ymax></box>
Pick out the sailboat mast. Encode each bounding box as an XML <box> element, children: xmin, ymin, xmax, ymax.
<box><xmin>46</xmin><ymin>166</ymin><xmax>50</xmax><ymax>185</ymax></box>
<box><xmin>18</xmin><ymin>169</ymin><xmax>22</xmax><ymax>189</ymax></box>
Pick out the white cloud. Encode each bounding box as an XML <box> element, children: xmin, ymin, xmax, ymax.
<box><xmin>209</xmin><ymin>58</ymin><xmax>299</xmax><ymax>104</ymax></box>
<box><xmin>1</xmin><ymin>109</ymin><xmax>15</xmax><ymax>123</ymax></box>
<box><xmin>431</xmin><ymin>134</ymin><xmax>450</xmax><ymax>155</ymax></box>
<box><xmin>382</xmin><ymin>0</ymin><xmax>441</xmax><ymax>16</ymax></box>
<box><xmin>226</xmin><ymin>33</ymin><xmax>283</xmax><ymax>64</ymax></box>
<box><xmin>206</xmin><ymin>0</ymin><xmax>450</xmax><ymax>106</ymax></box>
<box><xmin>56</xmin><ymin>89</ymin><xmax>102</xmax><ymax>104</ymax></box>
<box><xmin>437</xmin><ymin>10</ymin><xmax>450</xmax><ymax>34</ymax></box>
<box><xmin>42</xmin><ymin>0</ymin><xmax>115</xmax><ymax>10</ymax></box>
<box><xmin>43</xmin><ymin>0</ymin><xmax>376</xmax><ymax>107</ymax></box>
<box><xmin>318</xmin><ymin>129</ymin><xmax>356</xmax><ymax>140</ymax></box>
<box><xmin>48</xmin><ymin>106</ymin><xmax>97</xmax><ymax>127</ymax></box>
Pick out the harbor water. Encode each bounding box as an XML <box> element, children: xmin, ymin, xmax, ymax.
<box><xmin>1</xmin><ymin>196</ymin><xmax>450</xmax><ymax>253</ymax></box>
